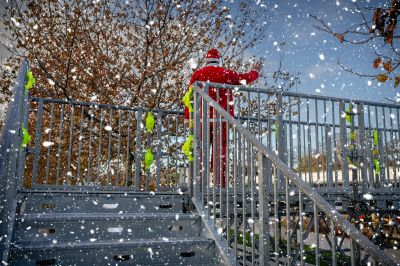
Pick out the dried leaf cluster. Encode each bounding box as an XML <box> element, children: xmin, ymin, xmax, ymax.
<box><xmin>1</xmin><ymin>0</ymin><xmax>268</xmax><ymax>108</ymax></box>
<box><xmin>311</xmin><ymin>0</ymin><xmax>400</xmax><ymax>90</ymax></box>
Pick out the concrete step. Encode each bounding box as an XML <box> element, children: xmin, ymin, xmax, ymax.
<box><xmin>13</xmin><ymin>213</ymin><xmax>202</xmax><ymax>244</ymax></box>
<box><xmin>9</xmin><ymin>238</ymin><xmax>224</xmax><ymax>265</ymax></box>
<box><xmin>18</xmin><ymin>190</ymin><xmax>189</xmax><ymax>215</ymax></box>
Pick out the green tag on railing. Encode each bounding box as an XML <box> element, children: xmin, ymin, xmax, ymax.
<box><xmin>182</xmin><ymin>134</ymin><xmax>194</xmax><ymax>162</ymax></box>
<box><xmin>182</xmin><ymin>86</ymin><xmax>193</xmax><ymax>112</ymax></box>
<box><xmin>345</xmin><ymin>104</ymin><xmax>352</xmax><ymax>125</ymax></box>
<box><xmin>372</xmin><ymin>130</ymin><xmax>379</xmax><ymax>146</ymax></box>
<box><xmin>145</xmin><ymin>149</ymin><xmax>154</xmax><ymax>170</ymax></box>
<box><xmin>25</xmin><ymin>68</ymin><xmax>36</xmax><ymax>91</ymax></box>
<box><xmin>373</xmin><ymin>159</ymin><xmax>380</xmax><ymax>174</ymax></box>
<box><xmin>21</xmin><ymin>127</ymin><xmax>31</xmax><ymax>148</ymax></box>
<box><xmin>145</xmin><ymin>112</ymin><xmax>155</xmax><ymax>133</ymax></box>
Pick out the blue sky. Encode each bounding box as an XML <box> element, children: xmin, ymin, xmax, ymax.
<box><xmin>253</xmin><ymin>0</ymin><xmax>399</xmax><ymax>102</ymax></box>
<box><xmin>1</xmin><ymin>0</ymin><xmax>399</xmax><ymax>103</ymax></box>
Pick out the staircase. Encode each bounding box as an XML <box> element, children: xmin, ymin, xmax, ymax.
<box><xmin>1</xmin><ymin>60</ymin><xmax>398</xmax><ymax>265</ymax></box>
<box><xmin>9</xmin><ymin>190</ymin><xmax>224</xmax><ymax>265</ymax></box>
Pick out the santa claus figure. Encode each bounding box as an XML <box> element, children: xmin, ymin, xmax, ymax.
<box><xmin>185</xmin><ymin>48</ymin><xmax>262</xmax><ymax>187</ymax></box>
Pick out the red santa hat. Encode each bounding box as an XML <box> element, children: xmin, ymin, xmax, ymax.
<box><xmin>206</xmin><ymin>48</ymin><xmax>221</xmax><ymax>64</ymax></box>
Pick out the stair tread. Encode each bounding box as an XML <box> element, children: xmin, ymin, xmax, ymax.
<box><xmin>16</xmin><ymin>212</ymin><xmax>199</xmax><ymax>222</ymax></box>
<box><xmin>12</xmin><ymin>237</ymin><xmax>214</xmax><ymax>251</ymax></box>
<box><xmin>19</xmin><ymin>189</ymin><xmax>187</xmax><ymax>197</ymax></box>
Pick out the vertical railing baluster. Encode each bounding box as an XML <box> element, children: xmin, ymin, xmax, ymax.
<box><xmin>166</xmin><ymin>115</ymin><xmax>171</xmax><ymax>189</ymax></box>
<box><xmin>45</xmin><ymin>104</ymin><xmax>54</xmax><ymax>184</ymax></box>
<box><xmin>396</xmin><ymin>108</ymin><xmax>400</xmax><ymax>187</ymax></box>
<box><xmin>339</xmin><ymin>102</ymin><xmax>350</xmax><ymax>192</ymax></box>
<box><xmin>277</xmin><ymin>93</ymin><xmax>286</xmax><ymax>190</ymax></box>
<box><xmin>382</xmin><ymin>106</ymin><xmax>390</xmax><ymax>185</ymax></box>
<box><xmin>87</xmin><ymin>107</ymin><xmax>94</xmax><ymax>184</ymax></box>
<box><xmin>366</xmin><ymin>105</ymin><xmax>373</xmax><ymax>188</ymax></box>
<box><xmin>258</xmin><ymin>91</ymin><xmax>261</xmax><ymax>141</ymax></box>
<box><xmin>219</xmin><ymin>112</ymin><xmax>224</xmax><ymax>235</ymax></box>
<box><xmin>106</xmin><ymin>109</ymin><xmax>113</xmax><ymax>186</ymax></box>
<box><xmin>314</xmin><ymin>203</ymin><xmax>320</xmax><ymax>266</ymax></box>
<box><xmin>66</xmin><ymin>105</ymin><xmax>75</xmax><ymax>185</ymax></box>
<box><xmin>332</xmin><ymin>101</ymin><xmax>339</xmax><ymax>188</ymax></box>
<box><xmin>250</xmin><ymin>143</ymin><xmax>255</xmax><ymax>265</ymax></box>
<box><xmin>193</xmin><ymin>90</ymin><xmax>201</xmax><ymax>200</ymax></box>
<box><xmin>302</xmin><ymin>124</ymin><xmax>307</xmax><ymax>184</ymax></box>
<box><xmin>325</xmin><ymin>100</ymin><xmax>333</xmax><ymax>190</ymax></box>
<box><xmin>315</xmin><ymin>99</ymin><xmax>321</xmax><ymax>187</ymax></box>
<box><xmin>76</xmin><ymin>106</ymin><xmax>84</xmax><ymax>185</ymax></box>
<box><xmin>204</xmin><ymin>86</ymin><xmax>211</xmax><ymax>217</ymax></box>
<box><xmin>175</xmin><ymin>113</ymin><xmax>179</xmax><ymax>189</ymax></box>
<box><xmin>135</xmin><ymin>109</ymin><xmax>143</xmax><ymax>190</ymax></box>
<box><xmin>299</xmin><ymin>189</ymin><xmax>304</xmax><ymax>265</ymax></box>
<box><xmin>258</xmin><ymin>152</ymin><xmax>270</xmax><ymax>265</ymax></box>
<box><xmin>389</xmin><ymin>107</ymin><xmax>396</xmax><ymax>187</ymax></box>
<box><xmin>97</xmin><ymin>108</ymin><xmax>104</xmax><ymax>185</ymax></box>
<box><xmin>32</xmin><ymin>100</ymin><xmax>44</xmax><ymax>185</ymax></box>
<box><xmin>212</xmin><ymin>109</ymin><xmax>217</xmax><ymax>225</ymax></box>
<box><xmin>289</xmin><ymin>96</ymin><xmax>294</xmax><ymax>170</ymax></box>
<box><xmin>156</xmin><ymin>112</ymin><xmax>162</xmax><ymax>191</ymax></box>
<box><xmin>297</xmin><ymin>98</ymin><xmax>302</xmax><ymax>181</ymax></box>
<box><xmin>56</xmin><ymin>104</ymin><xmax>64</xmax><ymax>185</ymax></box>
<box><xmin>274</xmin><ymin>166</ymin><xmax>279</xmax><ymax>265</ymax></box>
<box><xmin>233</xmin><ymin>128</ymin><xmax>238</xmax><ymax>262</ymax></box>
<box><xmin>331</xmin><ymin>219</ymin><xmax>337</xmax><ymax>266</ymax></box>
<box><xmin>225</xmin><ymin>123</ymin><xmax>230</xmax><ymax>253</ymax></box>
<box><xmin>358</xmin><ymin>103</ymin><xmax>367</xmax><ymax>192</ymax></box>
<box><xmin>125</xmin><ymin>111</ymin><xmax>131</xmax><ymax>187</ymax></box>
<box><xmin>116</xmin><ymin>109</ymin><xmax>122</xmax><ymax>186</ymax></box>
<box><xmin>241</xmin><ymin>132</ymin><xmax>246</xmax><ymax>266</ymax></box>
<box><xmin>307</xmin><ymin>99</ymin><xmax>312</xmax><ymax>186</ymax></box>
<box><xmin>285</xmin><ymin>175</ymin><xmax>290</xmax><ymax>264</ymax></box>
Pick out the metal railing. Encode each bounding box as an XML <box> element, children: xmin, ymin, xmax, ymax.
<box><xmin>190</xmin><ymin>82</ymin><xmax>397</xmax><ymax>265</ymax></box>
<box><xmin>195</xmin><ymin>81</ymin><xmax>400</xmax><ymax>194</ymax></box>
<box><xmin>0</xmin><ymin>60</ymin><xmax>30</xmax><ymax>261</ymax></box>
<box><xmin>24</xmin><ymin>98</ymin><xmax>189</xmax><ymax>191</ymax></box>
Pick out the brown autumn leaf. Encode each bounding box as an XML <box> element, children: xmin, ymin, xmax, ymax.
<box><xmin>377</xmin><ymin>74</ymin><xmax>389</xmax><ymax>82</ymax></box>
<box><xmin>383</xmin><ymin>60</ymin><xmax>394</xmax><ymax>72</ymax></box>
<box><xmin>395</xmin><ymin>76</ymin><xmax>400</xmax><ymax>87</ymax></box>
<box><xmin>334</xmin><ymin>33</ymin><xmax>345</xmax><ymax>43</ymax></box>
<box><xmin>373</xmin><ymin>57</ymin><xmax>382</xmax><ymax>68</ymax></box>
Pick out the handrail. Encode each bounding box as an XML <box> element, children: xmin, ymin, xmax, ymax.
<box><xmin>195</xmin><ymin>81</ymin><xmax>400</xmax><ymax>108</ymax></box>
<box><xmin>193</xmin><ymin>84</ymin><xmax>397</xmax><ymax>265</ymax></box>
<box><xmin>0</xmin><ymin>59</ymin><xmax>29</xmax><ymax>262</ymax></box>
<box><xmin>30</xmin><ymin>97</ymin><xmax>184</xmax><ymax>115</ymax></box>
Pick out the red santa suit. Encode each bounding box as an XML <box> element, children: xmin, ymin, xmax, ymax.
<box><xmin>185</xmin><ymin>49</ymin><xmax>259</xmax><ymax>187</ymax></box>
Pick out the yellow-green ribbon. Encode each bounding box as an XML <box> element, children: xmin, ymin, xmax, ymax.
<box><xmin>25</xmin><ymin>69</ymin><xmax>36</xmax><ymax>91</ymax></box>
<box><xmin>372</xmin><ymin>130</ymin><xmax>379</xmax><ymax>146</ymax></box>
<box><xmin>373</xmin><ymin>159</ymin><xmax>380</xmax><ymax>174</ymax></box>
<box><xmin>145</xmin><ymin>149</ymin><xmax>154</xmax><ymax>170</ymax></box>
<box><xmin>182</xmin><ymin>134</ymin><xmax>194</xmax><ymax>161</ymax></box>
<box><xmin>182</xmin><ymin>86</ymin><xmax>193</xmax><ymax>113</ymax></box>
<box><xmin>345</xmin><ymin>104</ymin><xmax>352</xmax><ymax>125</ymax></box>
<box><xmin>145</xmin><ymin>112</ymin><xmax>155</xmax><ymax>133</ymax></box>
<box><xmin>21</xmin><ymin>127</ymin><xmax>31</xmax><ymax>148</ymax></box>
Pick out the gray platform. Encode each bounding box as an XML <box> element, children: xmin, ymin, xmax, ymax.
<box><xmin>8</xmin><ymin>189</ymin><xmax>226</xmax><ymax>265</ymax></box>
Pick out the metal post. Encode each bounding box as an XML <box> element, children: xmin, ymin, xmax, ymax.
<box><xmin>277</xmin><ymin>94</ymin><xmax>286</xmax><ymax>190</ymax></box>
<box><xmin>135</xmin><ymin>109</ymin><xmax>143</xmax><ymax>190</ymax></box>
<box><xmin>339</xmin><ymin>102</ymin><xmax>350</xmax><ymax>192</ymax></box>
<box><xmin>258</xmin><ymin>152</ymin><xmax>270</xmax><ymax>265</ymax></box>
<box><xmin>357</xmin><ymin>103</ymin><xmax>367</xmax><ymax>192</ymax></box>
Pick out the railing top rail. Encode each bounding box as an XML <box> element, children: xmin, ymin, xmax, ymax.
<box><xmin>30</xmin><ymin>97</ymin><xmax>184</xmax><ymax>115</ymax></box>
<box><xmin>193</xmin><ymin>83</ymin><xmax>397</xmax><ymax>266</ymax></box>
<box><xmin>195</xmin><ymin>81</ymin><xmax>400</xmax><ymax>109</ymax></box>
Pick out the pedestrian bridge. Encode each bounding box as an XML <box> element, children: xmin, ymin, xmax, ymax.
<box><xmin>0</xmin><ymin>60</ymin><xmax>399</xmax><ymax>265</ymax></box>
